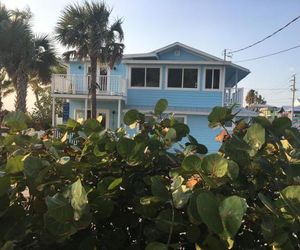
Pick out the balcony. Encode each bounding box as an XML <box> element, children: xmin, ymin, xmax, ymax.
<box><xmin>51</xmin><ymin>74</ymin><xmax>127</xmax><ymax>96</ymax></box>
<box><xmin>224</xmin><ymin>87</ymin><xmax>244</xmax><ymax>106</ymax></box>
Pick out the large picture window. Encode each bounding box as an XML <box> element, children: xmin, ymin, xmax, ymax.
<box><xmin>205</xmin><ymin>68</ymin><xmax>221</xmax><ymax>90</ymax></box>
<box><xmin>130</xmin><ymin>67</ymin><xmax>160</xmax><ymax>87</ymax></box>
<box><xmin>167</xmin><ymin>68</ymin><xmax>198</xmax><ymax>88</ymax></box>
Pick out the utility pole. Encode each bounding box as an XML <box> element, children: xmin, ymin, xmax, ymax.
<box><xmin>223</xmin><ymin>49</ymin><xmax>227</xmax><ymax>61</ymax></box>
<box><xmin>291</xmin><ymin>74</ymin><xmax>296</xmax><ymax>124</ymax></box>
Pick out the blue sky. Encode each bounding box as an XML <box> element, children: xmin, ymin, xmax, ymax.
<box><xmin>2</xmin><ymin>0</ymin><xmax>300</xmax><ymax>109</ymax></box>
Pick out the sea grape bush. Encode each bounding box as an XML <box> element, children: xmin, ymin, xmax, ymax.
<box><xmin>0</xmin><ymin>99</ymin><xmax>299</xmax><ymax>249</ymax></box>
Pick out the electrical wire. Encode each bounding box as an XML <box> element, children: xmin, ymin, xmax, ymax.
<box><xmin>230</xmin><ymin>15</ymin><xmax>300</xmax><ymax>54</ymax></box>
<box><xmin>233</xmin><ymin>45</ymin><xmax>300</xmax><ymax>63</ymax></box>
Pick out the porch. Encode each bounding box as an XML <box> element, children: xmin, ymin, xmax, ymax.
<box><xmin>224</xmin><ymin>87</ymin><xmax>244</xmax><ymax>106</ymax></box>
<box><xmin>51</xmin><ymin>74</ymin><xmax>127</xmax><ymax>96</ymax></box>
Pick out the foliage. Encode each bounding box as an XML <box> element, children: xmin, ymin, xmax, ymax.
<box><xmin>245</xmin><ymin>89</ymin><xmax>267</xmax><ymax>106</ymax></box>
<box><xmin>31</xmin><ymin>86</ymin><xmax>63</xmax><ymax>130</ymax></box>
<box><xmin>55</xmin><ymin>1</ymin><xmax>124</xmax><ymax>119</ymax></box>
<box><xmin>0</xmin><ymin>99</ymin><xmax>299</xmax><ymax>249</ymax></box>
<box><xmin>0</xmin><ymin>4</ymin><xmax>57</xmax><ymax>112</ymax></box>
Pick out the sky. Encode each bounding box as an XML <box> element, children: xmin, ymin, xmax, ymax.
<box><xmin>2</xmin><ymin>0</ymin><xmax>300</xmax><ymax>110</ymax></box>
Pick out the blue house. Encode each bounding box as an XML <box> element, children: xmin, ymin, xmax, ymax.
<box><xmin>51</xmin><ymin>42</ymin><xmax>256</xmax><ymax>152</ymax></box>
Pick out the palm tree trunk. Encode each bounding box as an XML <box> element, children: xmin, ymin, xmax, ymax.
<box><xmin>15</xmin><ymin>72</ymin><xmax>28</xmax><ymax>113</ymax></box>
<box><xmin>90</xmin><ymin>56</ymin><xmax>97</xmax><ymax>119</ymax></box>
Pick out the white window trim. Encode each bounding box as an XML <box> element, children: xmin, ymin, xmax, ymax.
<box><xmin>165</xmin><ymin>66</ymin><xmax>200</xmax><ymax>91</ymax></box>
<box><xmin>74</xmin><ymin>108</ymin><xmax>110</xmax><ymax>129</ymax></box>
<box><xmin>128</xmin><ymin>65</ymin><xmax>162</xmax><ymax>89</ymax></box>
<box><xmin>203</xmin><ymin>66</ymin><xmax>224</xmax><ymax>92</ymax></box>
<box><xmin>173</xmin><ymin>114</ymin><xmax>187</xmax><ymax>124</ymax></box>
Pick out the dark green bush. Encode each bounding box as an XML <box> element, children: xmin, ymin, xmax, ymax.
<box><xmin>0</xmin><ymin>100</ymin><xmax>299</xmax><ymax>249</ymax></box>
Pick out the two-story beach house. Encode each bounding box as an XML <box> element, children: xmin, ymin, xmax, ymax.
<box><xmin>51</xmin><ymin>42</ymin><xmax>256</xmax><ymax>152</ymax></box>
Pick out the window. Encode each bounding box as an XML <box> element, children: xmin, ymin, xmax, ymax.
<box><xmin>205</xmin><ymin>68</ymin><xmax>221</xmax><ymax>90</ymax></box>
<box><xmin>167</xmin><ymin>68</ymin><xmax>198</xmax><ymax>88</ymax></box>
<box><xmin>130</xmin><ymin>67</ymin><xmax>160</xmax><ymax>87</ymax></box>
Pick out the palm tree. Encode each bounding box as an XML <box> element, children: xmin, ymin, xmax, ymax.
<box><xmin>55</xmin><ymin>1</ymin><xmax>124</xmax><ymax>118</ymax></box>
<box><xmin>0</xmin><ymin>6</ymin><xmax>57</xmax><ymax>112</ymax></box>
<box><xmin>0</xmin><ymin>69</ymin><xmax>14</xmax><ymax>111</ymax></box>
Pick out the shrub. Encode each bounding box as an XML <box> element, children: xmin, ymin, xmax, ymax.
<box><xmin>0</xmin><ymin>100</ymin><xmax>299</xmax><ymax>249</ymax></box>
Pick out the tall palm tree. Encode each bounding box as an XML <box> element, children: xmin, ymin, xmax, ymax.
<box><xmin>0</xmin><ymin>6</ymin><xmax>57</xmax><ymax>112</ymax></box>
<box><xmin>0</xmin><ymin>69</ymin><xmax>14</xmax><ymax>111</ymax></box>
<box><xmin>56</xmin><ymin>1</ymin><xmax>124</xmax><ymax>118</ymax></box>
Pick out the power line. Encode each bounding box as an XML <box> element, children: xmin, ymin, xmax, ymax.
<box><xmin>233</xmin><ymin>44</ymin><xmax>300</xmax><ymax>63</ymax></box>
<box><xmin>229</xmin><ymin>15</ymin><xmax>300</xmax><ymax>54</ymax></box>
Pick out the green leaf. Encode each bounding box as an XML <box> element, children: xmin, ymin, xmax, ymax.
<box><xmin>123</xmin><ymin>109</ymin><xmax>140</xmax><ymax>125</ymax></box>
<box><xmin>154</xmin><ymin>99</ymin><xmax>168</xmax><ymax>115</ymax></box>
<box><xmin>145</xmin><ymin>242</ymin><xmax>168</xmax><ymax>250</ymax></box>
<box><xmin>23</xmin><ymin>155</ymin><xmax>43</xmax><ymax>178</ymax></box>
<box><xmin>2</xmin><ymin>111</ymin><xmax>27</xmax><ymax>131</ymax></box>
<box><xmin>0</xmin><ymin>176</ymin><xmax>10</xmax><ymax>196</ymax></box>
<box><xmin>280</xmin><ymin>185</ymin><xmax>300</xmax><ymax>217</ymax></box>
<box><xmin>66</xmin><ymin>119</ymin><xmax>80</xmax><ymax>129</ymax></box>
<box><xmin>272</xmin><ymin>117</ymin><xmax>292</xmax><ymax>136</ymax></box>
<box><xmin>6</xmin><ymin>155</ymin><xmax>24</xmax><ymax>174</ymax></box>
<box><xmin>155</xmin><ymin>209</ymin><xmax>185</xmax><ymax>233</ymax></box>
<box><xmin>258</xmin><ymin>193</ymin><xmax>279</xmax><ymax>216</ymax></box>
<box><xmin>196</xmin><ymin>191</ymin><xmax>223</xmax><ymax>234</ymax></box>
<box><xmin>208</xmin><ymin>106</ymin><xmax>233</xmax><ymax>128</ymax></box>
<box><xmin>181</xmin><ymin>155</ymin><xmax>202</xmax><ymax>171</ymax></box>
<box><xmin>201</xmin><ymin>154</ymin><xmax>228</xmax><ymax>178</ymax></box>
<box><xmin>107</xmin><ymin>177</ymin><xmax>122</xmax><ymax>190</ymax></box>
<box><xmin>70</xmin><ymin>179</ymin><xmax>89</xmax><ymax>221</ymax></box>
<box><xmin>117</xmin><ymin>137</ymin><xmax>135</xmax><ymax>158</ymax></box>
<box><xmin>45</xmin><ymin>193</ymin><xmax>74</xmax><ymax>222</ymax></box>
<box><xmin>243</xmin><ymin>123</ymin><xmax>265</xmax><ymax>156</ymax></box>
<box><xmin>83</xmin><ymin>119</ymin><xmax>102</xmax><ymax>134</ymax></box>
<box><xmin>219</xmin><ymin>196</ymin><xmax>247</xmax><ymax>238</ymax></box>
<box><xmin>227</xmin><ymin>160</ymin><xmax>239</xmax><ymax>180</ymax></box>
<box><xmin>151</xmin><ymin>176</ymin><xmax>169</xmax><ymax>201</ymax></box>
<box><xmin>172</xmin><ymin>185</ymin><xmax>192</xmax><ymax>209</ymax></box>
<box><xmin>173</xmin><ymin>123</ymin><xmax>190</xmax><ymax>140</ymax></box>
<box><xmin>44</xmin><ymin>213</ymin><xmax>77</xmax><ymax>237</ymax></box>
<box><xmin>164</xmin><ymin>128</ymin><xmax>176</xmax><ymax>144</ymax></box>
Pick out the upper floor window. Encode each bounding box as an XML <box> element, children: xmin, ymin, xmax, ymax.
<box><xmin>130</xmin><ymin>67</ymin><xmax>160</xmax><ymax>88</ymax></box>
<box><xmin>205</xmin><ymin>68</ymin><xmax>221</xmax><ymax>90</ymax></box>
<box><xmin>167</xmin><ymin>68</ymin><xmax>198</xmax><ymax>89</ymax></box>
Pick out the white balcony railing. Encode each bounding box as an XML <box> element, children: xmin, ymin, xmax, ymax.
<box><xmin>51</xmin><ymin>74</ymin><xmax>126</xmax><ymax>96</ymax></box>
<box><xmin>224</xmin><ymin>87</ymin><xmax>244</xmax><ymax>106</ymax></box>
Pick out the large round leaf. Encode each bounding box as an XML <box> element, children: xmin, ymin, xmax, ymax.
<box><xmin>181</xmin><ymin>155</ymin><xmax>201</xmax><ymax>171</ymax></box>
<box><xmin>219</xmin><ymin>196</ymin><xmax>247</xmax><ymax>238</ymax></box>
<box><xmin>272</xmin><ymin>117</ymin><xmax>292</xmax><ymax>136</ymax></box>
<box><xmin>123</xmin><ymin>109</ymin><xmax>140</xmax><ymax>125</ymax></box>
<box><xmin>280</xmin><ymin>185</ymin><xmax>300</xmax><ymax>217</ymax></box>
<box><xmin>154</xmin><ymin>99</ymin><xmax>168</xmax><ymax>115</ymax></box>
<box><xmin>2</xmin><ymin>112</ymin><xmax>28</xmax><ymax>131</ymax></box>
<box><xmin>196</xmin><ymin>191</ymin><xmax>223</xmax><ymax>234</ymax></box>
<box><xmin>70</xmin><ymin>179</ymin><xmax>89</xmax><ymax>221</ymax></box>
<box><xmin>6</xmin><ymin>155</ymin><xmax>24</xmax><ymax>174</ymax></box>
<box><xmin>243</xmin><ymin>123</ymin><xmax>265</xmax><ymax>156</ymax></box>
<box><xmin>201</xmin><ymin>154</ymin><xmax>228</xmax><ymax>178</ymax></box>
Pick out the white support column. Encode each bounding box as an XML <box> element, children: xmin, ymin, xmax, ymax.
<box><xmin>84</xmin><ymin>98</ymin><xmax>88</xmax><ymax>120</ymax></box>
<box><xmin>52</xmin><ymin>97</ymin><xmax>56</xmax><ymax>127</ymax></box>
<box><xmin>117</xmin><ymin>99</ymin><xmax>121</xmax><ymax>128</ymax></box>
<box><xmin>235</xmin><ymin>70</ymin><xmax>238</xmax><ymax>103</ymax></box>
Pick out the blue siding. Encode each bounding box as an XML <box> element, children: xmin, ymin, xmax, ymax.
<box><xmin>111</xmin><ymin>63</ymin><xmax>126</xmax><ymax>78</ymax></box>
<box><xmin>127</xmin><ymin>89</ymin><xmax>222</xmax><ymax>108</ymax></box>
<box><xmin>69</xmin><ymin>62</ymin><xmax>85</xmax><ymax>75</ymax></box>
<box><xmin>158</xmin><ymin>47</ymin><xmax>210</xmax><ymax>61</ymax></box>
<box><xmin>187</xmin><ymin>115</ymin><xmax>221</xmax><ymax>153</ymax></box>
